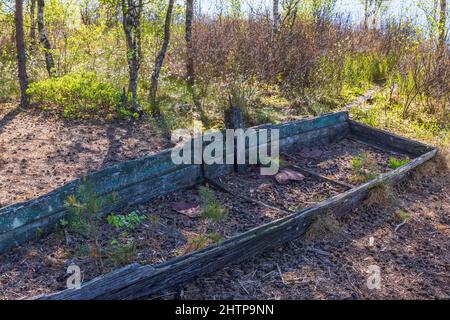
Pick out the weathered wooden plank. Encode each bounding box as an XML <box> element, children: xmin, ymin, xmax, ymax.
<box><xmin>86</xmin><ymin>149</ymin><xmax>187</xmax><ymax>195</ymax></box>
<box><xmin>36</xmin><ymin>148</ymin><xmax>436</xmax><ymax>300</ymax></box>
<box><xmin>278</xmin><ymin>121</ymin><xmax>349</xmax><ymax>152</ymax></box>
<box><xmin>349</xmin><ymin>120</ymin><xmax>433</xmax><ymax>156</ymax></box>
<box><xmin>0</xmin><ymin>180</ymin><xmax>80</xmax><ymax>234</ymax></box>
<box><xmin>283</xmin><ymin>161</ymin><xmax>354</xmax><ymax>189</ymax></box>
<box><xmin>0</xmin><ymin>149</ymin><xmax>180</xmax><ymax>233</ymax></box>
<box><xmin>206</xmin><ymin>178</ymin><xmax>293</xmax><ymax>214</ymax></box>
<box><xmin>346</xmin><ymin>136</ymin><xmax>405</xmax><ymax>156</ymax></box>
<box><xmin>1</xmin><ymin>119</ymin><xmax>295</xmax><ymax>250</ymax></box>
<box><xmin>274</xmin><ymin>111</ymin><xmax>349</xmax><ymax>139</ymax></box>
<box><xmin>0</xmin><ymin>209</ymin><xmax>66</xmax><ymax>254</ymax></box>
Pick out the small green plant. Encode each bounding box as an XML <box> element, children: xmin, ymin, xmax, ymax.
<box><xmin>184</xmin><ymin>231</ymin><xmax>223</xmax><ymax>254</ymax></box>
<box><xmin>150</xmin><ymin>215</ymin><xmax>159</xmax><ymax>234</ymax></box>
<box><xmin>387</xmin><ymin>157</ymin><xmax>410</xmax><ymax>169</ymax></box>
<box><xmin>181</xmin><ymin>186</ymin><xmax>228</xmax><ymax>255</ymax></box>
<box><xmin>106</xmin><ymin>236</ymin><xmax>137</xmax><ymax>267</ymax></box>
<box><xmin>392</xmin><ymin>209</ymin><xmax>411</xmax><ymax>223</ymax></box>
<box><xmin>198</xmin><ymin>186</ymin><xmax>228</xmax><ymax>223</ymax></box>
<box><xmin>351</xmin><ymin>152</ymin><xmax>379</xmax><ymax>183</ymax></box>
<box><xmin>64</xmin><ymin>178</ymin><xmax>115</xmax><ymax>268</ymax></box>
<box><xmin>35</xmin><ymin>227</ymin><xmax>44</xmax><ymax>238</ymax></box>
<box><xmin>107</xmin><ymin>211</ymin><xmax>146</xmax><ymax>230</ymax></box>
<box><xmin>74</xmin><ymin>243</ymin><xmax>90</xmax><ymax>258</ymax></box>
<box><xmin>105</xmin><ymin>211</ymin><xmax>145</xmax><ymax>267</ymax></box>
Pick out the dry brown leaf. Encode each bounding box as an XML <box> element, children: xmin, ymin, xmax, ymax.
<box><xmin>274</xmin><ymin>169</ymin><xmax>305</xmax><ymax>184</ymax></box>
<box><xmin>171</xmin><ymin>201</ymin><xmax>200</xmax><ymax>218</ymax></box>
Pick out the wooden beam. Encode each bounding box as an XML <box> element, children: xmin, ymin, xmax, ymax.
<box><xmin>346</xmin><ymin>135</ymin><xmax>405</xmax><ymax>156</ymax></box>
<box><xmin>281</xmin><ymin>152</ymin><xmax>354</xmax><ymax>189</ymax></box>
<box><xmin>349</xmin><ymin>120</ymin><xmax>433</xmax><ymax>157</ymax></box>
<box><xmin>206</xmin><ymin>178</ymin><xmax>293</xmax><ymax>214</ymax></box>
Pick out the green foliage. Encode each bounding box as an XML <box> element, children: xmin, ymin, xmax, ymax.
<box><xmin>116</xmin><ymin>106</ymin><xmax>139</xmax><ymax>119</ymax></box>
<box><xmin>107</xmin><ymin>211</ymin><xmax>146</xmax><ymax>230</ymax></box>
<box><xmin>350</xmin><ymin>88</ymin><xmax>449</xmax><ymax>147</ymax></box>
<box><xmin>351</xmin><ymin>152</ymin><xmax>379</xmax><ymax>183</ymax></box>
<box><xmin>388</xmin><ymin>157</ymin><xmax>410</xmax><ymax>169</ymax></box>
<box><xmin>106</xmin><ymin>236</ymin><xmax>137</xmax><ymax>267</ymax></box>
<box><xmin>27</xmin><ymin>72</ymin><xmax>121</xmax><ymax>118</ymax></box>
<box><xmin>198</xmin><ymin>186</ymin><xmax>228</xmax><ymax>223</ymax></box>
<box><xmin>191</xmin><ymin>231</ymin><xmax>222</xmax><ymax>251</ymax></box>
<box><xmin>106</xmin><ymin>211</ymin><xmax>145</xmax><ymax>267</ymax></box>
<box><xmin>63</xmin><ymin>178</ymin><xmax>115</xmax><ymax>266</ymax></box>
<box><xmin>343</xmin><ymin>53</ymin><xmax>395</xmax><ymax>85</ymax></box>
<box><xmin>392</xmin><ymin>209</ymin><xmax>411</xmax><ymax>223</ymax></box>
<box><xmin>64</xmin><ymin>179</ymin><xmax>114</xmax><ymax>237</ymax></box>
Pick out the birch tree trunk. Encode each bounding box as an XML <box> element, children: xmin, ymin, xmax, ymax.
<box><xmin>37</xmin><ymin>0</ymin><xmax>56</xmax><ymax>77</ymax></box>
<box><xmin>438</xmin><ymin>0</ymin><xmax>447</xmax><ymax>56</ymax></box>
<box><xmin>29</xmin><ymin>0</ymin><xmax>36</xmax><ymax>48</ymax></box>
<box><xmin>149</xmin><ymin>0</ymin><xmax>175</xmax><ymax>117</ymax></box>
<box><xmin>185</xmin><ymin>0</ymin><xmax>207</xmax><ymax>124</ymax></box>
<box><xmin>273</xmin><ymin>0</ymin><xmax>280</xmax><ymax>34</ymax></box>
<box><xmin>185</xmin><ymin>0</ymin><xmax>195</xmax><ymax>90</ymax></box>
<box><xmin>15</xmin><ymin>0</ymin><xmax>29</xmax><ymax>107</ymax></box>
<box><xmin>121</xmin><ymin>0</ymin><xmax>143</xmax><ymax>114</ymax></box>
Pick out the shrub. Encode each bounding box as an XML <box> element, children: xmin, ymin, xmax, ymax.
<box><xmin>27</xmin><ymin>72</ymin><xmax>121</xmax><ymax>118</ymax></box>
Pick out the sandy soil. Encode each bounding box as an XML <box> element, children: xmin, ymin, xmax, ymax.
<box><xmin>0</xmin><ymin>103</ymin><xmax>172</xmax><ymax>207</ymax></box>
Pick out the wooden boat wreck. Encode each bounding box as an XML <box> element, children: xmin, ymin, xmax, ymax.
<box><xmin>0</xmin><ymin>111</ymin><xmax>436</xmax><ymax>300</ymax></box>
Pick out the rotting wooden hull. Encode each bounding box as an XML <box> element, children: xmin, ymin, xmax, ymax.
<box><xmin>36</xmin><ymin>148</ymin><xmax>436</xmax><ymax>300</ymax></box>
<box><xmin>0</xmin><ymin>111</ymin><xmax>436</xmax><ymax>300</ymax></box>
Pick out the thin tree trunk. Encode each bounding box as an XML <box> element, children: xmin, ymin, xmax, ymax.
<box><xmin>273</xmin><ymin>0</ymin><xmax>280</xmax><ymax>34</ymax></box>
<box><xmin>121</xmin><ymin>0</ymin><xmax>142</xmax><ymax>114</ymax></box>
<box><xmin>363</xmin><ymin>0</ymin><xmax>369</xmax><ymax>30</ymax></box>
<box><xmin>439</xmin><ymin>0</ymin><xmax>447</xmax><ymax>56</ymax></box>
<box><xmin>185</xmin><ymin>0</ymin><xmax>207</xmax><ymax>124</ymax></box>
<box><xmin>37</xmin><ymin>0</ymin><xmax>56</xmax><ymax>77</ymax></box>
<box><xmin>29</xmin><ymin>0</ymin><xmax>36</xmax><ymax>48</ymax></box>
<box><xmin>149</xmin><ymin>0</ymin><xmax>175</xmax><ymax>117</ymax></box>
<box><xmin>185</xmin><ymin>0</ymin><xmax>195</xmax><ymax>90</ymax></box>
<box><xmin>15</xmin><ymin>0</ymin><xmax>29</xmax><ymax>107</ymax></box>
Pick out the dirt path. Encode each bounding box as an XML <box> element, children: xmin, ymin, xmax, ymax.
<box><xmin>0</xmin><ymin>103</ymin><xmax>172</xmax><ymax>207</ymax></box>
<box><xmin>343</xmin><ymin>85</ymin><xmax>382</xmax><ymax>112</ymax></box>
<box><xmin>179</xmin><ymin>168</ymin><xmax>449</xmax><ymax>300</ymax></box>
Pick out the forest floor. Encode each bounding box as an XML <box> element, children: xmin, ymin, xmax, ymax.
<box><xmin>179</xmin><ymin>167</ymin><xmax>449</xmax><ymax>300</ymax></box>
<box><xmin>0</xmin><ymin>103</ymin><xmax>172</xmax><ymax>207</ymax></box>
<box><xmin>0</xmin><ymin>93</ymin><xmax>449</xmax><ymax>300</ymax></box>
